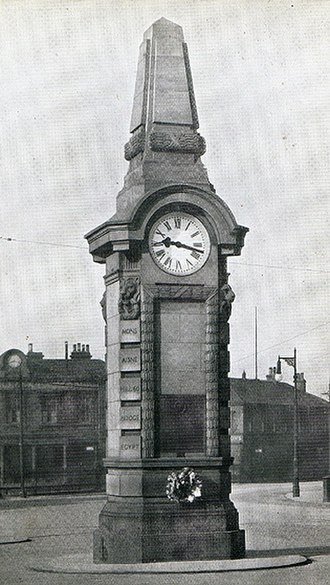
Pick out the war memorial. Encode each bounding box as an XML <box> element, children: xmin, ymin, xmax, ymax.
<box><xmin>86</xmin><ymin>17</ymin><xmax>248</xmax><ymax>564</ymax></box>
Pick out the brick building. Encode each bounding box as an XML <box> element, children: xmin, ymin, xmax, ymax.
<box><xmin>0</xmin><ymin>343</ymin><xmax>106</xmax><ymax>495</ymax></box>
<box><xmin>230</xmin><ymin>370</ymin><xmax>329</xmax><ymax>482</ymax></box>
<box><xmin>2</xmin><ymin>344</ymin><xmax>328</xmax><ymax>492</ymax></box>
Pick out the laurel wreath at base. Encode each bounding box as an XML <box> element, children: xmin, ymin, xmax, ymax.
<box><xmin>166</xmin><ymin>467</ymin><xmax>202</xmax><ymax>503</ymax></box>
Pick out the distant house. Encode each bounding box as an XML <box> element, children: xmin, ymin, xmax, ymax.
<box><xmin>0</xmin><ymin>343</ymin><xmax>106</xmax><ymax>495</ymax></box>
<box><xmin>230</xmin><ymin>370</ymin><xmax>329</xmax><ymax>482</ymax></box>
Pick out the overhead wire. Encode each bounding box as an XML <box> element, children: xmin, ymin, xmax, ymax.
<box><xmin>229</xmin><ymin>261</ymin><xmax>330</xmax><ymax>274</ymax></box>
<box><xmin>232</xmin><ymin>320</ymin><xmax>330</xmax><ymax>364</ymax></box>
<box><xmin>1</xmin><ymin>236</ymin><xmax>330</xmax><ymax>273</ymax></box>
<box><xmin>2</xmin><ymin>234</ymin><xmax>329</xmax><ymax>365</ymax></box>
<box><xmin>0</xmin><ymin>236</ymin><xmax>85</xmax><ymax>249</ymax></box>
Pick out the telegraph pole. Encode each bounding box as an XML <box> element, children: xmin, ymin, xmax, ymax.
<box><xmin>254</xmin><ymin>307</ymin><xmax>258</xmax><ymax>380</ymax></box>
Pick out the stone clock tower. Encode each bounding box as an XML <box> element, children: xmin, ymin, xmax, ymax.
<box><xmin>86</xmin><ymin>18</ymin><xmax>248</xmax><ymax>563</ymax></box>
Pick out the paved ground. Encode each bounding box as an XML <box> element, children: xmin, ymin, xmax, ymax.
<box><xmin>0</xmin><ymin>481</ymin><xmax>329</xmax><ymax>585</ymax></box>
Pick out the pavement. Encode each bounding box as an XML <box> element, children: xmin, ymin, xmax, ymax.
<box><xmin>0</xmin><ymin>481</ymin><xmax>329</xmax><ymax>585</ymax></box>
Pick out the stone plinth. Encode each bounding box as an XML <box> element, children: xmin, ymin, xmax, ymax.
<box><xmin>93</xmin><ymin>458</ymin><xmax>245</xmax><ymax>564</ymax></box>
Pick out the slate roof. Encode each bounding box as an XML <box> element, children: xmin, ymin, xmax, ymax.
<box><xmin>0</xmin><ymin>349</ymin><xmax>106</xmax><ymax>384</ymax></box>
<box><xmin>230</xmin><ymin>378</ymin><xmax>328</xmax><ymax>408</ymax></box>
<box><xmin>25</xmin><ymin>357</ymin><xmax>106</xmax><ymax>383</ymax></box>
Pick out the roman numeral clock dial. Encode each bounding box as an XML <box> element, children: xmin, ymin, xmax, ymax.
<box><xmin>149</xmin><ymin>212</ymin><xmax>211</xmax><ymax>275</ymax></box>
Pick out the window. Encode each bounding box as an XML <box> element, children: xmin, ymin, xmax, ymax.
<box><xmin>5</xmin><ymin>394</ymin><xmax>20</xmax><ymax>424</ymax></box>
<box><xmin>78</xmin><ymin>396</ymin><xmax>95</xmax><ymax>423</ymax></box>
<box><xmin>3</xmin><ymin>445</ymin><xmax>33</xmax><ymax>482</ymax></box>
<box><xmin>41</xmin><ymin>392</ymin><xmax>96</xmax><ymax>425</ymax></box>
<box><xmin>67</xmin><ymin>443</ymin><xmax>96</xmax><ymax>469</ymax></box>
<box><xmin>41</xmin><ymin>397</ymin><xmax>59</xmax><ymax>424</ymax></box>
<box><xmin>36</xmin><ymin>444</ymin><xmax>63</xmax><ymax>479</ymax></box>
<box><xmin>272</xmin><ymin>406</ymin><xmax>290</xmax><ymax>433</ymax></box>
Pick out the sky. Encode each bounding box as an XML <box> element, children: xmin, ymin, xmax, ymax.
<box><xmin>0</xmin><ymin>0</ymin><xmax>329</xmax><ymax>397</ymax></box>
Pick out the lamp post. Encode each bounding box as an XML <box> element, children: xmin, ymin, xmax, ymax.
<box><xmin>276</xmin><ymin>348</ymin><xmax>300</xmax><ymax>497</ymax></box>
<box><xmin>18</xmin><ymin>368</ymin><xmax>27</xmax><ymax>498</ymax></box>
<box><xmin>8</xmin><ymin>354</ymin><xmax>27</xmax><ymax>498</ymax></box>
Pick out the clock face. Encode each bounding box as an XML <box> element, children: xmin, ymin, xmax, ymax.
<box><xmin>8</xmin><ymin>354</ymin><xmax>22</xmax><ymax>368</ymax></box>
<box><xmin>149</xmin><ymin>212</ymin><xmax>211</xmax><ymax>275</ymax></box>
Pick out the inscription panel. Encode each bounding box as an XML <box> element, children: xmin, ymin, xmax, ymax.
<box><xmin>120</xmin><ymin>319</ymin><xmax>140</xmax><ymax>343</ymax></box>
<box><xmin>119</xmin><ymin>436</ymin><xmax>141</xmax><ymax>459</ymax></box>
<box><xmin>159</xmin><ymin>302</ymin><xmax>206</xmax><ymax>395</ymax></box>
<box><xmin>120</xmin><ymin>406</ymin><xmax>141</xmax><ymax>430</ymax></box>
<box><xmin>120</xmin><ymin>377</ymin><xmax>141</xmax><ymax>401</ymax></box>
<box><xmin>120</xmin><ymin>347</ymin><xmax>141</xmax><ymax>371</ymax></box>
<box><xmin>159</xmin><ymin>395</ymin><xmax>205</xmax><ymax>455</ymax></box>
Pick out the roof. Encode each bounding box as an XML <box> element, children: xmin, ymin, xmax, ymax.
<box><xmin>27</xmin><ymin>358</ymin><xmax>106</xmax><ymax>384</ymax></box>
<box><xmin>230</xmin><ymin>378</ymin><xmax>329</xmax><ymax>408</ymax></box>
<box><xmin>0</xmin><ymin>348</ymin><xmax>106</xmax><ymax>384</ymax></box>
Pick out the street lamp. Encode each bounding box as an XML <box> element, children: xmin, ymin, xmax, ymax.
<box><xmin>276</xmin><ymin>348</ymin><xmax>300</xmax><ymax>497</ymax></box>
<box><xmin>8</xmin><ymin>354</ymin><xmax>27</xmax><ymax>498</ymax></box>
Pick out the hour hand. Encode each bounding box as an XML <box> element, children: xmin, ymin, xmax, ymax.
<box><xmin>153</xmin><ymin>237</ymin><xmax>171</xmax><ymax>248</ymax></box>
<box><xmin>156</xmin><ymin>237</ymin><xmax>173</xmax><ymax>248</ymax></box>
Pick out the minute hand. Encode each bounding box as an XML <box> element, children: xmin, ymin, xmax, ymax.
<box><xmin>172</xmin><ymin>240</ymin><xmax>204</xmax><ymax>253</ymax></box>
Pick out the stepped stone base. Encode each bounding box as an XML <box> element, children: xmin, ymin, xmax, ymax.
<box><xmin>93</xmin><ymin>498</ymin><xmax>245</xmax><ymax>563</ymax></box>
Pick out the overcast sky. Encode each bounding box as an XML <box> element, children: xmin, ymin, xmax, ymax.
<box><xmin>1</xmin><ymin>0</ymin><xmax>329</xmax><ymax>397</ymax></box>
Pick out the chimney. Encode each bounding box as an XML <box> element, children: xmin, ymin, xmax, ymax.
<box><xmin>70</xmin><ymin>343</ymin><xmax>92</xmax><ymax>360</ymax></box>
<box><xmin>296</xmin><ymin>373</ymin><xmax>306</xmax><ymax>393</ymax></box>
<box><xmin>266</xmin><ymin>367</ymin><xmax>276</xmax><ymax>382</ymax></box>
<box><xmin>242</xmin><ymin>370</ymin><xmax>247</xmax><ymax>380</ymax></box>
<box><xmin>65</xmin><ymin>341</ymin><xmax>68</xmax><ymax>360</ymax></box>
<box><xmin>26</xmin><ymin>346</ymin><xmax>44</xmax><ymax>363</ymax></box>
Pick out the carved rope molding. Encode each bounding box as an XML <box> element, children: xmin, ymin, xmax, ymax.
<box><xmin>141</xmin><ymin>284</ymin><xmax>219</xmax><ymax>458</ymax></box>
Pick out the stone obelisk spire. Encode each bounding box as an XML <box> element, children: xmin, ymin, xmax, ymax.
<box><xmin>116</xmin><ymin>17</ymin><xmax>211</xmax><ymax>219</ymax></box>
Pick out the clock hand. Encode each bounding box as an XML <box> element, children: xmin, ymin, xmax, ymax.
<box><xmin>159</xmin><ymin>237</ymin><xmax>204</xmax><ymax>253</ymax></box>
<box><xmin>172</xmin><ymin>240</ymin><xmax>204</xmax><ymax>253</ymax></box>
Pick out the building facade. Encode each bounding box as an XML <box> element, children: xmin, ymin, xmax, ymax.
<box><xmin>2</xmin><ymin>342</ymin><xmax>327</xmax><ymax>494</ymax></box>
<box><xmin>230</xmin><ymin>371</ymin><xmax>329</xmax><ymax>483</ymax></box>
<box><xmin>0</xmin><ymin>343</ymin><xmax>106</xmax><ymax>495</ymax></box>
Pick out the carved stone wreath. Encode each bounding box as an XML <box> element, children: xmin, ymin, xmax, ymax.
<box><xmin>166</xmin><ymin>467</ymin><xmax>202</xmax><ymax>503</ymax></box>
